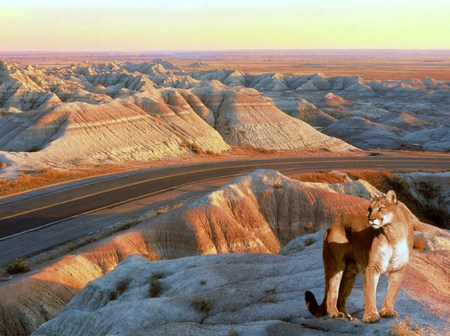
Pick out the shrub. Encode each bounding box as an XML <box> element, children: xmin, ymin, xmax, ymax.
<box><xmin>199</xmin><ymin>279</ymin><xmax>207</xmax><ymax>285</ymax></box>
<box><xmin>304</xmin><ymin>237</ymin><xmax>315</xmax><ymax>246</ymax></box>
<box><xmin>109</xmin><ymin>279</ymin><xmax>129</xmax><ymax>301</ymax></box>
<box><xmin>155</xmin><ymin>208</ymin><xmax>168</xmax><ymax>215</ymax></box>
<box><xmin>417</xmin><ymin>181</ymin><xmax>438</xmax><ymax>200</ymax></box>
<box><xmin>117</xmin><ymin>279</ymin><xmax>129</xmax><ymax>294</ymax></box>
<box><xmin>191</xmin><ymin>144</ymin><xmax>202</xmax><ymax>154</ymax></box>
<box><xmin>109</xmin><ymin>292</ymin><xmax>117</xmax><ymax>301</ymax></box>
<box><xmin>273</xmin><ymin>183</ymin><xmax>284</xmax><ymax>189</ymax></box>
<box><xmin>191</xmin><ymin>299</ymin><xmax>212</xmax><ymax>314</ymax></box>
<box><xmin>7</xmin><ymin>258</ymin><xmax>30</xmax><ymax>274</ymax></box>
<box><xmin>148</xmin><ymin>273</ymin><xmax>165</xmax><ymax>298</ymax></box>
<box><xmin>229</xmin><ymin>329</ymin><xmax>240</xmax><ymax>336</ymax></box>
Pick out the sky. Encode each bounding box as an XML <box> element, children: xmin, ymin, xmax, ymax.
<box><xmin>1</xmin><ymin>0</ymin><xmax>449</xmax><ymax>51</ymax></box>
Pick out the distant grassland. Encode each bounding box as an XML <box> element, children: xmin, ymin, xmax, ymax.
<box><xmin>0</xmin><ymin>167</ymin><xmax>120</xmax><ymax>197</ymax></box>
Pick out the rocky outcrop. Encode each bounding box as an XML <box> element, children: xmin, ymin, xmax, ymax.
<box><xmin>2</xmin><ymin>59</ymin><xmax>448</xmax><ymax>174</ymax></box>
<box><xmin>1</xmin><ymin>170</ymin><xmax>448</xmax><ymax>335</ymax></box>
<box><xmin>276</xmin><ymin>98</ymin><xmax>336</xmax><ymax>128</ymax></box>
<box><xmin>210</xmin><ymin>91</ymin><xmax>353</xmax><ymax>151</ymax></box>
<box><xmin>323</xmin><ymin>116</ymin><xmax>405</xmax><ymax>150</ymax></box>
<box><xmin>33</xmin><ymin>232</ymin><xmax>450</xmax><ymax>336</ymax></box>
<box><xmin>3</xmin><ymin>60</ymin><xmax>372</xmax><ymax>173</ymax></box>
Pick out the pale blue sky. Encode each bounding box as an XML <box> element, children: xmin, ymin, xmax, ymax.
<box><xmin>1</xmin><ymin>0</ymin><xmax>449</xmax><ymax>50</ymax></box>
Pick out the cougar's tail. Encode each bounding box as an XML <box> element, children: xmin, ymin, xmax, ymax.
<box><xmin>305</xmin><ymin>291</ymin><xmax>322</xmax><ymax>317</ymax></box>
<box><xmin>305</xmin><ymin>291</ymin><xmax>326</xmax><ymax>317</ymax></box>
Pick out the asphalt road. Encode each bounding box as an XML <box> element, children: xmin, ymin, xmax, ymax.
<box><xmin>0</xmin><ymin>155</ymin><xmax>449</xmax><ymax>241</ymax></box>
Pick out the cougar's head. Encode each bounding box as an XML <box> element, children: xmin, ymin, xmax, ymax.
<box><xmin>368</xmin><ymin>190</ymin><xmax>397</xmax><ymax>229</ymax></box>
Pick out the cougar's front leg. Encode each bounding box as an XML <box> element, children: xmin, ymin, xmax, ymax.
<box><xmin>381</xmin><ymin>268</ymin><xmax>406</xmax><ymax>318</ymax></box>
<box><xmin>362</xmin><ymin>266</ymin><xmax>381</xmax><ymax>323</ymax></box>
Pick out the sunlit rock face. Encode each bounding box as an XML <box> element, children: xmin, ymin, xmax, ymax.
<box><xmin>2</xmin><ymin>59</ymin><xmax>447</xmax><ymax>172</ymax></box>
<box><xmin>3</xmin><ymin>169</ymin><xmax>449</xmax><ymax>335</ymax></box>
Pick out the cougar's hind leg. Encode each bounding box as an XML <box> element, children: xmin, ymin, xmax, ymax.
<box><xmin>337</xmin><ymin>260</ymin><xmax>358</xmax><ymax>321</ymax></box>
<box><xmin>323</xmin><ymin>233</ymin><xmax>346</xmax><ymax>319</ymax></box>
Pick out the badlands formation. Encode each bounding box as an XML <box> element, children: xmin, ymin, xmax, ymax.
<box><xmin>0</xmin><ymin>59</ymin><xmax>355</xmax><ymax>174</ymax></box>
<box><xmin>1</xmin><ymin>58</ymin><xmax>449</xmax><ymax>173</ymax></box>
<box><xmin>1</xmin><ymin>170</ymin><xmax>449</xmax><ymax>335</ymax></box>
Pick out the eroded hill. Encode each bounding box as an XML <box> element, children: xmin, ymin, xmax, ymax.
<box><xmin>2</xmin><ymin>58</ymin><xmax>449</xmax><ymax>174</ymax></box>
<box><xmin>0</xmin><ymin>170</ymin><xmax>448</xmax><ymax>335</ymax></box>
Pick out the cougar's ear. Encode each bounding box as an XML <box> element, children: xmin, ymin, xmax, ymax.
<box><xmin>386</xmin><ymin>190</ymin><xmax>397</xmax><ymax>204</ymax></box>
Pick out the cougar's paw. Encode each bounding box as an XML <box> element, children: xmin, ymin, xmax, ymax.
<box><xmin>380</xmin><ymin>308</ymin><xmax>398</xmax><ymax>318</ymax></box>
<box><xmin>362</xmin><ymin>312</ymin><xmax>380</xmax><ymax>323</ymax></box>
<box><xmin>330</xmin><ymin>312</ymin><xmax>347</xmax><ymax>319</ymax></box>
<box><xmin>347</xmin><ymin>315</ymin><xmax>358</xmax><ymax>322</ymax></box>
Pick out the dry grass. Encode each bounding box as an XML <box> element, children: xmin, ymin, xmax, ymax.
<box><xmin>155</xmin><ymin>208</ymin><xmax>168</xmax><ymax>215</ymax></box>
<box><xmin>0</xmin><ymin>166</ymin><xmax>121</xmax><ymax>197</ymax></box>
<box><xmin>390</xmin><ymin>316</ymin><xmax>441</xmax><ymax>336</ymax></box>
<box><xmin>345</xmin><ymin>170</ymin><xmax>400</xmax><ymax>192</ymax></box>
<box><xmin>292</xmin><ymin>171</ymin><xmax>349</xmax><ymax>184</ymax></box>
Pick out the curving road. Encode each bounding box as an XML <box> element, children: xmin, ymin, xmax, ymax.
<box><xmin>0</xmin><ymin>155</ymin><xmax>449</xmax><ymax>242</ymax></box>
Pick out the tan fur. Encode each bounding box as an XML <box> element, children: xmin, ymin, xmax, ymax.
<box><xmin>305</xmin><ymin>190</ymin><xmax>414</xmax><ymax>323</ymax></box>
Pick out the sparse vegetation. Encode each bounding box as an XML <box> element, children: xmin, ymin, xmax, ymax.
<box><xmin>292</xmin><ymin>171</ymin><xmax>349</xmax><ymax>184</ymax></box>
<box><xmin>148</xmin><ymin>273</ymin><xmax>165</xmax><ymax>298</ymax></box>
<box><xmin>170</xmin><ymin>202</ymin><xmax>184</xmax><ymax>210</ymax></box>
<box><xmin>255</xmin><ymin>147</ymin><xmax>276</xmax><ymax>154</ymax></box>
<box><xmin>417</xmin><ymin>181</ymin><xmax>439</xmax><ymax>200</ymax></box>
<box><xmin>110</xmin><ymin>279</ymin><xmax>130</xmax><ymax>301</ymax></box>
<box><xmin>390</xmin><ymin>316</ymin><xmax>440</xmax><ymax>336</ymax></box>
<box><xmin>261</xmin><ymin>287</ymin><xmax>277</xmax><ymax>303</ymax></box>
<box><xmin>273</xmin><ymin>183</ymin><xmax>284</xmax><ymax>189</ymax></box>
<box><xmin>118</xmin><ymin>217</ymin><xmax>143</xmax><ymax>231</ymax></box>
<box><xmin>155</xmin><ymin>208</ymin><xmax>168</xmax><ymax>215</ymax></box>
<box><xmin>117</xmin><ymin>279</ymin><xmax>129</xmax><ymax>294</ymax></box>
<box><xmin>229</xmin><ymin>328</ymin><xmax>240</xmax><ymax>336</ymax></box>
<box><xmin>0</xmin><ymin>166</ymin><xmax>121</xmax><ymax>197</ymax></box>
<box><xmin>261</xmin><ymin>296</ymin><xmax>277</xmax><ymax>304</ymax></box>
<box><xmin>191</xmin><ymin>299</ymin><xmax>212</xmax><ymax>315</ymax></box>
<box><xmin>181</xmin><ymin>141</ymin><xmax>204</xmax><ymax>154</ymax></box>
<box><xmin>6</xmin><ymin>258</ymin><xmax>30</xmax><ymax>274</ymax></box>
<box><xmin>227</xmin><ymin>304</ymin><xmax>240</xmax><ymax>312</ymax></box>
<box><xmin>304</xmin><ymin>237</ymin><xmax>315</xmax><ymax>246</ymax></box>
<box><xmin>264</xmin><ymin>287</ymin><xmax>276</xmax><ymax>295</ymax></box>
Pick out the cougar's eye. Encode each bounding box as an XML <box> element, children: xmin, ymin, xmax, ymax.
<box><xmin>377</xmin><ymin>207</ymin><xmax>384</xmax><ymax>212</ymax></box>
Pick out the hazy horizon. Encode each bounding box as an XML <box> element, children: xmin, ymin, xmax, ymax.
<box><xmin>2</xmin><ymin>0</ymin><xmax>449</xmax><ymax>51</ymax></box>
<box><xmin>1</xmin><ymin>48</ymin><xmax>450</xmax><ymax>53</ymax></box>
